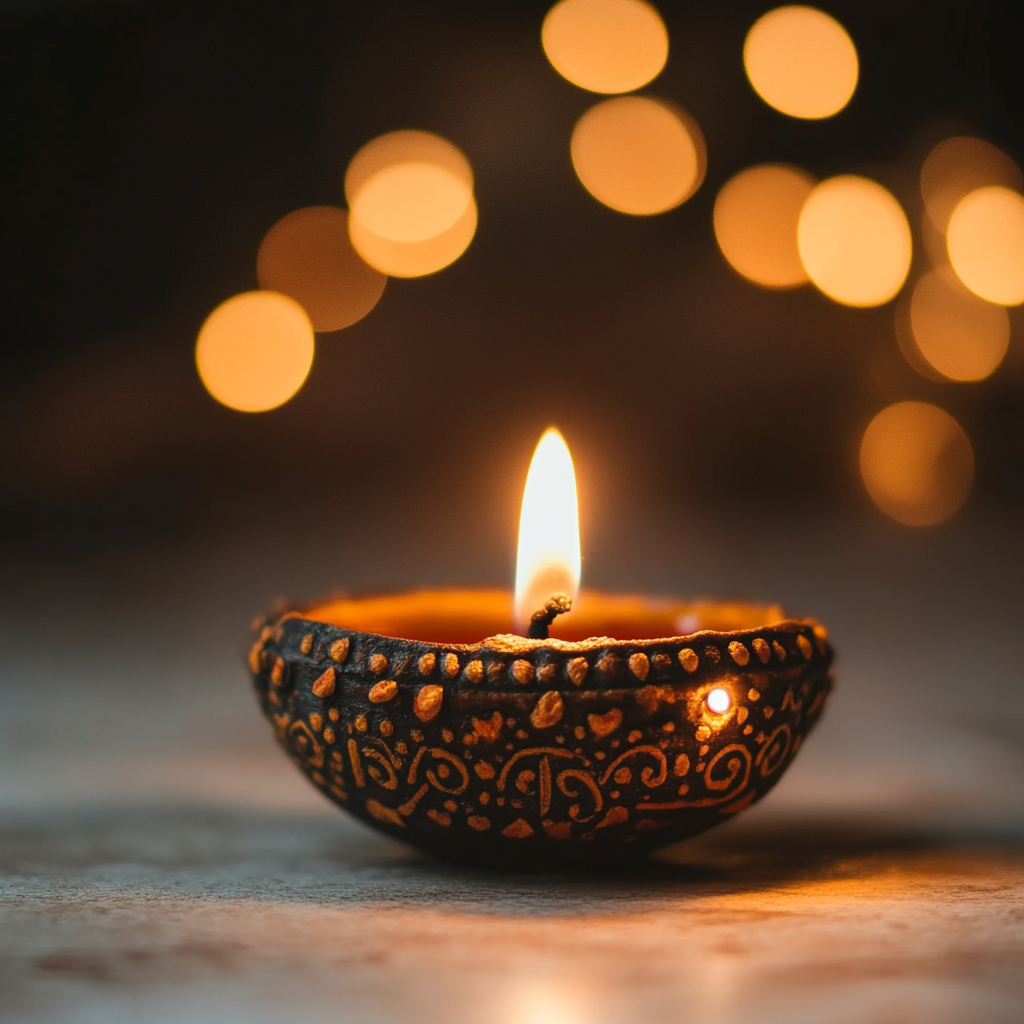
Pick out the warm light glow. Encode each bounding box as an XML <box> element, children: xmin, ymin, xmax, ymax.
<box><xmin>354</xmin><ymin>163</ymin><xmax>471</xmax><ymax>243</ymax></box>
<box><xmin>348</xmin><ymin>195</ymin><xmax>478</xmax><ymax>278</ymax></box>
<box><xmin>256</xmin><ymin>206</ymin><xmax>386</xmax><ymax>332</ymax></box>
<box><xmin>743</xmin><ymin>6</ymin><xmax>858</xmax><ymax>119</ymax></box>
<box><xmin>541</xmin><ymin>0</ymin><xmax>668</xmax><ymax>94</ymax></box>
<box><xmin>706</xmin><ymin>687</ymin><xmax>731</xmax><ymax>714</ymax></box>
<box><xmin>947</xmin><ymin>186</ymin><xmax>1024</xmax><ymax>306</ymax></box>
<box><xmin>920</xmin><ymin>136</ymin><xmax>1023</xmax><ymax>234</ymax></box>
<box><xmin>196</xmin><ymin>291</ymin><xmax>314</xmax><ymax>412</ymax></box>
<box><xmin>345</xmin><ymin>130</ymin><xmax>474</xmax><ymax>241</ymax></box>
<box><xmin>570</xmin><ymin>96</ymin><xmax>705</xmax><ymax>215</ymax></box>
<box><xmin>344</xmin><ymin>130</ymin><xmax>477</xmax><ymax>277</ymax></box>
<box><xmin>860</xmin><ymin>401</ymin><xmax>974</xmax><ymax>526</ymax></box>
<box><xmin>909</xmin><ymin>269</ymin><xmax>1009</xmax><ymax>382</ymax></box>
<box><xmin>504</xmin><ymin>979</ymin><xmax>590</xmax><ymax>1024</ymax></box>
<box><xmin>713</xmin><ymin>163</ymin><xmax>815</xmax><ymax>288</ymax></box>
<box><xmin>797</xmin><ymin>175</ymin><xmax>912</xmax><ymax>307</ymax></box>
<box><xmin>894</xmin><ymin>290</ymin><xmax>946</xmax><ymax>384</ymax></box>
<box><xmin>306</xmin><ymin>590</ymin><xmax>780</xmax><ymax>646</ymax></box>
<box><xmin>514</xmin><ymin>428</ymin><xmax>582</xmax><ymax>633</ymax></box>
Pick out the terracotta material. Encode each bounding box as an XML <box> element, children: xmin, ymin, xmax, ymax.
<box><xmin>249</xmin><ymin>589</ymin><xmax>834</xmax><ymax>866</ymax></box>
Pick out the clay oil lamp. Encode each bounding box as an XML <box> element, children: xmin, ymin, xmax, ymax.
<box><xmin>249</xmin><ymin>429</ymin><xmax>834</xmax><ymax>866</ymax></box>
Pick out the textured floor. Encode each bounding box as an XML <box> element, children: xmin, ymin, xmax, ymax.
<box><xmin>4</xmin><ymin>807</ymin><xmax>1023</xmax><ymax>1024</ymax></box>
<box><xmin>2</xmin><ymin>511</ymin><xmax>1023</xmax><ymax>1023</ymax></box>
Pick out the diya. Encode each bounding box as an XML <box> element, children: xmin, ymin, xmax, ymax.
<box><xmin>248</xmin><ymin>430</ymin><xmax>834</xmax><ymax>866</ymax></box>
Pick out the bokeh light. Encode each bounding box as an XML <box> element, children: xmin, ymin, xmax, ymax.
<box><xmin>743</xmin><ymin>6</ymin><xmax>858</xmax><ymax>119</ymax></box>
<box><xmin>354</xmin><ymin>163</ymin><xmax>470</xmax><ymax>243</ymax></box>
<box><xmin>196</xmin><ymin>291</ymin><xmax>314</xmax><ymax>413</ymax></box>
<box><xmin>570</xmin><ymin>96</ymin><xmax>705</xmax><ymax>215</ymax></box>
<box><xmin>713</xmin><ymin>164</ymin><xmax>815</xmax><ymax>288</ymax></box>
<box><xmin>946</xmin><ymin>186</ymin><xmax>1024</xmax><ymax>306</ymax></box>
<box><xmin>860</xmin><ymin>401</ymin><xmax>974</xmax><ymax>526</ymax></box>
<box><xmin>345</xmin><ymin>130</ymin><xmax>474</xmax><ymax>242</ymax></box>
<box><xmin>797</xmin><ymin>175</ymin><xmax>912</xmax><ymax>307</ymax></box>
<box><xmin>909</xmin><ymin>269</ymin><xmax>1009</xmax><ymax>381</ymax></box>
<box><xmin>256</xmin><ymin>206</ymin><xmax>386</xmax><ymax>333</ymax></box>
<box><xmin>920</xmin><ymin>136</ymin><xmax>1023</xmax><ymax>234</ymax></box>
<box><xmin>894</xmin><ymin>289</ymin><xmax>946</xmax><ymax>384</ymax></box>
<box><xmin>348</xmin><ymin>195</ymin><xmax>478</xmax><ymax>278</ymax></box>
<box><xmin>541</xmin><ymin>0</ymin><xmax>668</xmax><ymax>94</ymax></box>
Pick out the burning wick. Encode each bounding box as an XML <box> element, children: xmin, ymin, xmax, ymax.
<box><xmin>528</xmin><ymin>592</ymin><xmax>574</xmax><ymax>640</ymax></box>
<box><xmin>514</xmin><ymin>427</ymin><xmax>582</xmax><ymax>635</ymax></box>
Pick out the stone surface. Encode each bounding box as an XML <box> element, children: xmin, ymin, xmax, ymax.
<box><xmin>2</xmin><ymin>513</ymin><xmax>1023</xmax><ymax>1022</ymax></box>
<box><xmin>3</xmin><ymin>808</ymin><xmax>1023</xmax><ymax>1024</ymax></box>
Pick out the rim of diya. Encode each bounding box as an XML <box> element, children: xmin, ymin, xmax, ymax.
<box><xmin>248</xmin><ymin>588</ymin><xmax>834</xmax><ymax>867</ymax></box>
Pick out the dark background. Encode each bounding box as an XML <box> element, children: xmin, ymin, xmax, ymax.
<box><xmin>2</xmin><ymin>0</ymin><xmax>1023</xmax><ymax>567</ymax></box>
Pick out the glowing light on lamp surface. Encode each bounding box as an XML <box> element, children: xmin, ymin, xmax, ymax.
<box><xmin>196</xmin><ymin>292</ymin><xmax>314</xmax><ymax>413</ymax></box>
<box><xmin>514</xmin><ymin>428</ymin><xmax>582</xmax><ymax>633</ymax></box>
<box><xmin>713</xmin><ymin>164</ymin><xmax>815</xmax><ymax>288</ymax></box>
<box><xmin>743</xmin><ymin>6</ymin><xmax>858</xmax><ymax>120</ymax></box>
<box><xmin>571</xmin><ymin>96</ymin><xmax>705</xmax><ymax>215</ymax></box>
<box><xmin>541</xmin><ymin>0</ymin><xmax>669</xmax><ymax>94</ymax></box>
<box><xmin>947</xmin><ymin>186</ymin><xmax>1024</xmax><ymax>306</ymax></box>
<box><xmin>256</xmin><ymin>206</ymin><xmax>386</xmax><ymax>332</ymax></box>
<box><xmin>797</xmin><ymin>175</ymin><xmax>912</xmax><ymax>307</ymax></box>
<box><xmin>706</xmin><ymin>688</ymin><xmax>731</xmax><ymax>714</ymax></box>
<box><xmin>860</xmin><ymin>402</ymin><xmax>974</xmax><ymax>526</ymax></box>
<box><xmin>908</xmin><ymin>269</ymin><xmax>1009</xmax><ymax>382</ymax></box>
<box><xmin>345</xmin><ymin>130</ymin><xmax>477</xmax><ymax>277</ymax></box>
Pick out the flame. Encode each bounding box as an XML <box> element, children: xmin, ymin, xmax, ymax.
<box><xmin>514</xmin><ymin>428</ymin><xmax>581</xmax><ymax>633</ymax></box>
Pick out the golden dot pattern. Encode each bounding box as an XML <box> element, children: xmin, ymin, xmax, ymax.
<box><xmin>250</xmin><ymin>614</ymin><xmax>832</xmax><ymax>863</ymax></box>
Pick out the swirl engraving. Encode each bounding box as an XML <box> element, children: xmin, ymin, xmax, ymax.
<box><xmin>704</xmin><ymin>743</ymin><xmax>752</xmax><ymax>794</ymax></box>
<box><xmin>288</xmin><ymin>720</ymin><xmax>324</xmax><ymax>769</ymax></box>
<box><xmin>599</xmin><ymin>745</ymin><xmax>667</xmax><ymax>788</ymax></box>
<box><xmin>556</xmin><ymin>768</ymin><xmax>604</xmax><ymax>823</ymax></box>
<box><xmin>362</xmin><ymin>747</ymin><xmax>399</xmax><ymax>790</ymax></box>
<box><xmin>642</xmin><ymin>744</ymin><xmax>751</xmax><ymax>809</ymax></box>
<box><xmin>405</xmin><ymin>744</ymin><xmax>470</xmax><ymax>795</ymax></box>
<box><xmin>360</xmin><ymin>736</ymin><xmax>404</xmax><ymax>790</ymax></box>
<box><xmin>497</xmin><ymin>747</ymin><xmax>576</xmax><ymax>790</ymax></box>
<box><xmin>781</xmin><ymin>689</ymin><xmax>803</xmax><ymax>712</ymax></box>
<box><xmin>756</xmin><ymin>724</ymin><xmax>792</xmax><ymax>777</ymax></box>
<box><xmin>425</xmin><ymin>748</ymin><xmax>470</xmax><ymax>795</ymax></box>
<box><xmin>498</xmin><ymin>747</ymin><xmax>576</xmax><ymax>816</ymax></box>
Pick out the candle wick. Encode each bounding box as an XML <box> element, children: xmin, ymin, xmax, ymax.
<box><xmin>527</xmin><ymin>593</ymin><xmax>573</xmax><ymax>639</ymax></box>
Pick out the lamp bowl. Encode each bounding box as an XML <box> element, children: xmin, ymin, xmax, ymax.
<box><xmin>248</xmin><ymin>589</ymin><xmax>833</xmax><ymax>867</ymax></box>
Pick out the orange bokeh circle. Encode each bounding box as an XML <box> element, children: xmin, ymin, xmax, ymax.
<box><xmin>743</xmin><ymin>6</ymin><xmax>858</xmax><ymax>119</ymax></box>
<box><xmin>860</xmin><ymin>401</ymin><xmax>974</xmax><ymax>526</ymax></box>
<box><xmin>571</xmin><ymin>96</ymin><xmax>705</xmax><ymax>215</ymax></box>
<box><xmin>256</xmin><ymin>206</ymin><xmax>386</xmax><ymax>332</ymax></box>
<box><xmin>713</xmin><ymin>164</ymin><xmax>815</xmax><ymax>288</ymax></box>
<box><xmin>541</xmin><ymin>0</ymin><xmax>669</xmax><ymax>94</ymax></box>
<box><xmin>798</xmin><ymin>175</ymin><xmax>912</xmax><ymax>307</ymax></box>
<box><xmin>196</xmin><ymin>291</ymin><xmax>314</xmax><ymax>413</ymax></box>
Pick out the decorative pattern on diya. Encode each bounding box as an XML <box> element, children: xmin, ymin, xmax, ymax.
<box><xmin>249</xmin><ymin>611</ymin><xmax>833</xmax><ymax>865</ymax></box>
